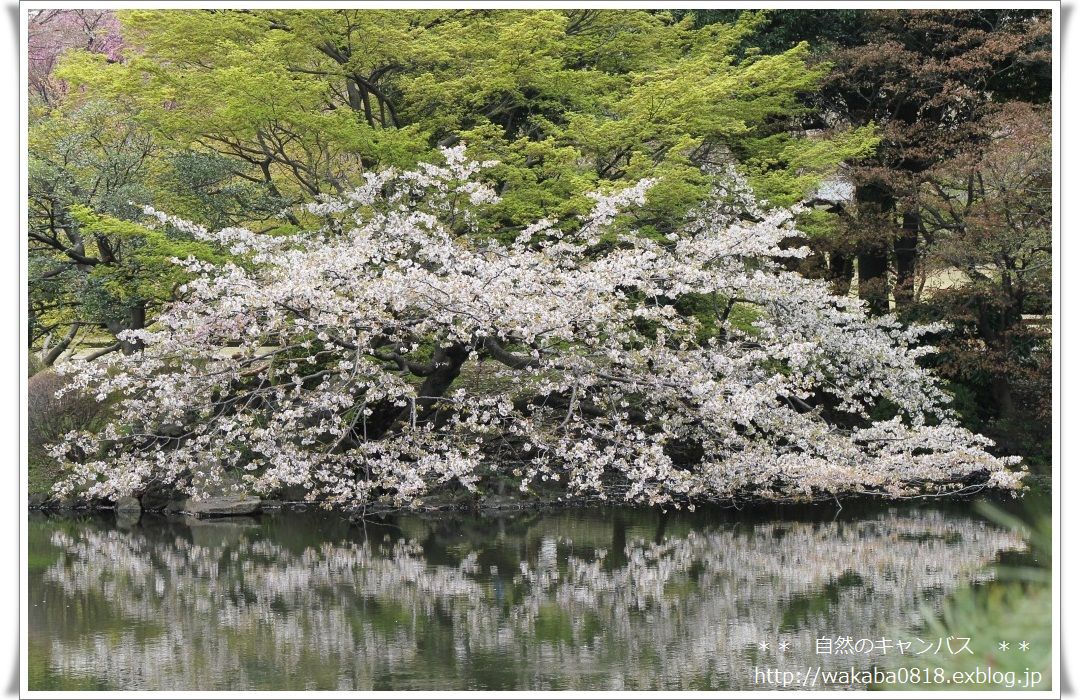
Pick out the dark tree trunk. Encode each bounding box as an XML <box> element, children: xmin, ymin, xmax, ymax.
<box><xmin>893</xmin><ymin>210</ymin><xmax>920</xmax><ymax>309</ymax></box>
<box><xmin>858</xmin><ymin>249</ymin><xmax>890</xmax><ymax>315</ymax></box>
<box><xmin>42</xmin><ymin>322</ymin><xmax>80</xmax><ymax>366</ymax></box>
<box><xmin>366</xmin><ymin>343</ymin><xmax>471</xmax><ymax>439</ymax></box>
<box><xmin>259</xmin><ymin>159</ymin><xmax>300</xmax><ymax>225</ymax></box>
<box><xmin>827</xmin><ymin>250</ymin><xmax>854</xmax><ymax>296</ymax></box>
<box><xmin>346</xmin><ymin>78</ymin><xmax>375</xmax><ymax>128</ymax></box>
<box><xmin>991</xmin><ymin>375</ymin><xmax>1016</xmax><ymax>423</ymax></box>
<box><xmin>975</xmin><ymin>293</ymin><xmax>1022</xmax><ymax>424</ymax></box>
<box><xmin>854</xmin><ymin>182</ymin><xmax>896</xmax><ymax>315</ymax></box>
<box><xmin>106</xmin><ymin>301</ymin><xmax>147</xmax><ymax>356</ymax></box>
<box><xmin>413</xmin><ymin>344</ymin><xmax>470</xmax><ymax>423</ymax></box>
<box><xmin>121</xmin><ymin>303</ymin><xmax>146</xmax><ymax>355</ymax></box>
<box><xmin>780</xmin><ymin>234</ymin><xmax>828</xmax><ymax>278</ymax></box>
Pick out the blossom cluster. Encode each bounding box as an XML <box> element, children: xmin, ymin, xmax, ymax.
<box><xmin>49</xmin><ymin>146</ymin><xmax>1025</xmax><ymax>507</ymax></box>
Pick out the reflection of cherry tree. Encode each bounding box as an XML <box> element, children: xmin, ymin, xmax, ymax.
<box><xmin>35</xmin><ymin>510</ymin><xmax>1023</xmax><ymax>690</ymax></box>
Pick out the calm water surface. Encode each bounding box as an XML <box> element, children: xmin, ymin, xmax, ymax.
<box><xmin>28</xmin><ymin>501</ymin><xmax>1028</xmax><ymax>691</ymax></box>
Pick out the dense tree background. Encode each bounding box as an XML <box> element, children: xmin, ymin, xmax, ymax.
<box><xmin>27</xmin><ymin>8</ymin><xmax>1052</xmax><ymax>469</ymax></box>
<box><xmin>682</xmin><ymin>9</ymin><xmax>1052</xmax><ymax>464</ymax></box>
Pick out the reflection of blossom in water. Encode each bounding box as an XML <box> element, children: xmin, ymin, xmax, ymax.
<box><xmin>35</xmin><ymin>510</ymin><xmax>1024</xmax><ymax>691</ymax></box>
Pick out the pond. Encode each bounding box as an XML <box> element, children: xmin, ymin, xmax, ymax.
<box><xmin>27</xmin><ymin>499</ymin><xmax>1034</xmax><ymax>691</ymax></box>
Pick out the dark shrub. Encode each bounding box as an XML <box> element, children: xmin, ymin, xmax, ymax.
<box><xmin>28</xmin><ymin>370</ymin><xmax>105</xmax><ymax>494</ymax></box>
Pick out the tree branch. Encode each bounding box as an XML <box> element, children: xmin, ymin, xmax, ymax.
<box><xmin>482</xmin><ymin>336</ymin><xmax>540</xmax><ymax>370</ymax></box>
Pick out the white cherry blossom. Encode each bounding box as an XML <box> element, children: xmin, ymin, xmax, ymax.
<box><xmin>50</xmin><ymin>148</ymin><xmax>1024</xmax><ymax>507</ymax></box>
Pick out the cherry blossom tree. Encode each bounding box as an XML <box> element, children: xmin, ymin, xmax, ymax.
<box><xmin>27</xmin><ymin>9</ymin><xmax>122</xmax><ymax>105</ymax></box>
<box><xmin>49</xmin><ymin>147</ymin><xmax>1024</xmax><ymax>508</ymax></box>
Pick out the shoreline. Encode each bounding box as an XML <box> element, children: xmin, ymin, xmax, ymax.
<box><xmin>28</xmin><ymin>479</ymin><xmax>1046</xmax><ymax>521</ymax></box>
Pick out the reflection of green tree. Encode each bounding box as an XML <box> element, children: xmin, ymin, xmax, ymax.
<box><xmin>27</xmin><ymin>515</ymin><xmax>64</xmax><ymax>575</ymax></box>
<box><xmin>29</xmin><ymin>506</ymin><xmax>1026</xmax><ymax>691</ymax></box>
<box><xmin>780</xmin><ymin>570</ymin><xmax>864</xmax><ymax>631</ymax></box>
<box><xmin>28</xmin><ymin>515</ymin><xmax>170</xmax><ymax>691</ymax></box>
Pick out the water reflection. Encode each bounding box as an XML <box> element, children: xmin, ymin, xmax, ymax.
<box><xmin>29</xmin><ymin>505</ymin><xmax>1024</xmax><ymax>690</ymax></box>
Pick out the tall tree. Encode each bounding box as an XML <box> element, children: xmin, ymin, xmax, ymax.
<box><xmin>814</xmin><ymin>9</ymin><xmax>1050</xmax><ymax>312</ymax></box>
<box><xmin>28</xmin><ymin>101</ymin><xmax>227</xmax><ymax>363</ymax></box>
<box><xmin>917</xmin><ymin>102</ymin><xmax>1051</xmax><ymax>458</ymax></box>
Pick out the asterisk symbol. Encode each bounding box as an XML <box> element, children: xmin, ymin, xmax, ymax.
<box><xmin>759</xmin><ymin>641</ymin><xmax>770</xmax><ymax>651</ymax></box>
<box><xmin>998</xmin><ymin>641</ymin><xmax>1010</xmax><ymax>651</ymax></box>
<box><xmin>1018</xmin><ymin>641</ymin><xmax>1030</xmax><ymax>651</ymax></box>
<box><xmin>778</xmin><ymin>640</ymin><xmax>791</xmax><ymax>651</ymax></box>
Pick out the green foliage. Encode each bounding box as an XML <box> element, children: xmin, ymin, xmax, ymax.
<box><xmin>70</xmin><ymin>205</ymin><xmax>225</xmax><ymax>303</ymax></box>
<box><xmin>28</xmin><ymin>99</ymin><xmax>150</xmax><ymax>347</ymax></box>
<box><xmin>942</xmin><ymin>381</ymin><xmax>983</xmax><ymax>432</ymax></box>
<box><xmin>741</xmin><ymin>125</ymin><xmax>878</xmax><ymax>206</ymax></box>
<box><xmin>671</xmin><ymin>293</ymin><xmax>761</xmax><ymax>344</ymax></box>
<box><xmin>27</xmin><ymin>91</ymin><xmax>240</xmax><ymax>359</ymax></box>
<box><xmin>27</xmin><ymin>95</ymin><xmax>228</xmax><ymax>354</ymax></box>
<box><xmin>55</xmin><ymin>9</ymin><xmax>872</xmax><ymax>222</ymax></box>
<box><xmin>163</xmin><ymin>151</ymin><xmax>291</xmax><ymax>229</ymax></box>
<box><xmin>672</xmin><ymin>9</ymin><xmax>872</xmax><ymax>57</ymax></box>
